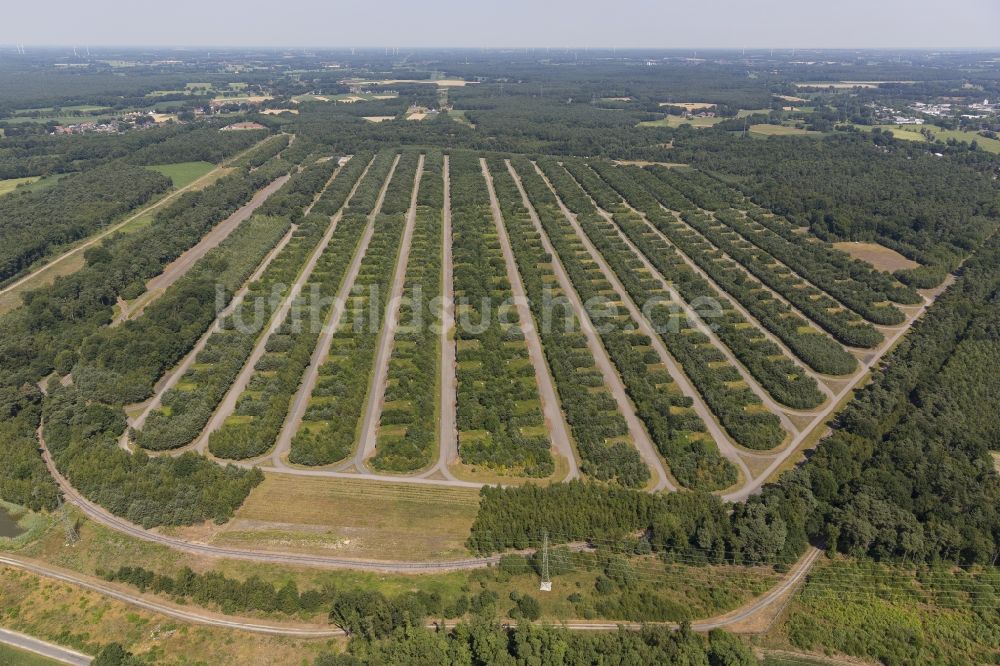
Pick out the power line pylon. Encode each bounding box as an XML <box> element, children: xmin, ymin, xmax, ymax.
<box><xmin>539</xmin><ymin>531</ymin><xmax>551</xmax><ymax>592</ymax></box>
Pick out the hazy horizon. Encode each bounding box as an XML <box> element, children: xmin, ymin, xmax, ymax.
<box><xmin>2</xmin><ymin>0</ymin><xmax>998</xmax><ymax>50</ymax></box>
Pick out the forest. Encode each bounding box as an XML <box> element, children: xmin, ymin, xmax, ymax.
<box><xmin>0</xmin><ymin>162</ymin><xmax>169</xmax><ymax>284</ymax></box>
<box><xmin>449</xmin><ymin>151</ymin><xmax>553</xmax><ymax>476</ymax></box>
<box><xmin>372</xmin><ymin>151</ymin><xmax>445</xmax><ymax>472</ymax></box>
<box><xmin>469</xmin><ymin>231</ymin><xmax>1000</xmax><ymax>565</ymax></box>
<box><xmin>486</xmin><ymin>155</ymin><xmax>649</xmax><ymax>486</ymax></box>
<box><xmin>667</xmin><ymin>132</ymin><xmax>1000</xmax><ymax>282</ymax></box>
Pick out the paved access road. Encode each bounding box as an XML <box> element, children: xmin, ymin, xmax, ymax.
<box><xmin>0</xmin><ymin>627</ymin><xmax>92</xmax><ymax>665</ymax></box>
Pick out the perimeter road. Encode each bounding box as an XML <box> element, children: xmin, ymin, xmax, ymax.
<box><xmin>0</xmin><ymin>546</ymin><xmax>822</xmax><ymax>638</ymax></box>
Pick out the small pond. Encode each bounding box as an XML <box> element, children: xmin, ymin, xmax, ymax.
<box><xmin>0</xmin><ymin>506</ymin><xmax>25</xmax><ymax>538</ymax></box>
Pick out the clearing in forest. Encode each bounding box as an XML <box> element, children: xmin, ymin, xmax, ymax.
<box><xmin>833</xmin><ymin>242</ymin><xmax>920</xmax><ymax>273</ymax></box>
<box><xmin>211</xmin><ymin>474</ymin><xmax>479</xmax><ymax>561</ymax></box>
<box><xmin>657</xmin><ymin>102</ymin><xmax>716</xmax><ymax>110</ymax></box>
<box><xmin>639</xmin><ymin>115</ymin><xmax>722</xmax><ymax>128</ymax></box>
<box><xmin>146</xmin><ymin>161</ymin><xmax>216</xmax><ymax>188</ymax></box>
<box><xmin>748</xmin><ymin>124</ymin><xmax>820</xmax><ymax>136</ymax></box>
<box><xmin>0</xmin><ymin>177</ymin><xmax>41</xmax><ymax>198</ymax></box>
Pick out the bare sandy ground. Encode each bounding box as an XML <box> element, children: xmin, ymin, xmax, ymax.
<box><xmin>833</xmin><ymin>241</ymin><xmax>920</xmax><ymax>272</ymax></box>
<box><xmin>658</xmin><ymin>102</ymin><xmax>716</xmax><ymax>110</ymax></box>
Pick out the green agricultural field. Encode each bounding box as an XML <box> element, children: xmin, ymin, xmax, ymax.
<box><xmin>2</xmin><ymin>114</ymin><xmax>115</xmax><ymax>125</ymax></box>
<box><xmin>146</xmin><ymin>161</ymin><xmax>216</xmax><ymax>188</ymax></box>
<box><xmin>851</xmin><ymin>124</ymin><xmax>1000</xmax><ymax>153</ymax></box>
<box><xmin>749</xmin><ymin>123</ymin><xmax>821</xmax><ymax>136</ymax></box>
<box><xmin>14</xmin><ymin>104</ymin><xmax>111</xmax><ymax>114</ymax></box>
<box><xmin>639</xmin><ymin>114</ymin><xmax>723</xmax><ymax>128</ymax></box>
<box><xmin>0</xmin><ymin>176</ymin><xmax>40</xmax><ymax>198</ymax></box>
<box><xmin>0</xmin><ymin>643</ymin><xmax>62</xmax><ymax>666</ymax></box>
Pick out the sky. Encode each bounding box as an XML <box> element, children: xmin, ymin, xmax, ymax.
<box><xmin>2</xmin><ymin>0</ymin><xmax>998</xmax><ymax>49</ymax></box>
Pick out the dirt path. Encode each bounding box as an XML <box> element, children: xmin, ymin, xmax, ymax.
<box><xmin>2</xmin><ymin>516</ymin><xmax>822</xmax><ymax>635</ymax></box>
<box><xmin>560</xmin><ymin>164</ymin><xmax>835</xmax><ymax>405</ymax></box>
<box><xmin>430</xmin><ymin>155</ymin><xmax>460</xmax><ymax>481</ymax></box>
<box><xmin>0</xmin><ymin>135</ymin><xmax>278</xmax><ymax>314</ymax></box>
<box><xmin>270</xmin><ymin>155</ymin><xmax>400</xmax><ymax>467</ymax></box>
<box><xmin>117</xmin><ymin>173</ymin><xmax>293</xmax><ymax>322</ymax></box>
<box><xmin>529</xmin><ymin>161</ymin><xmax>756</xmax><ymax>483</ymax></box>
<box><xmin>0</xmin><ymin>554</ymin><xmax>342</xmax><ymax>639</ymax></box>
<box><xmin>481</xmin><ymin>159</ymin><xmax>581</xmax><ymax>482</ymax></box>
<box><xmin>355</xmin><ymin>155</ymin><xmax>425</xmax><ymax>471</ymax></box>
<box><xmin>120</xmin><ymin>223</ymin><xmax>297</xmax><ymax>451</ymax></box>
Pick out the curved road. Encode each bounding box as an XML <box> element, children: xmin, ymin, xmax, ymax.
<box><xmin>0</xmin><ymin>555</ymin><xmax>343</xmax><ymax>639</ymax></box>
<box><xmin>0</xmin><ymin>546</ymin><xmax>821</xmax><ymax>641</ymax></box>
<box><xmin>40</xmin><ymin>430</ymin><xmax>497</xmax><ymax>573</ymax></box>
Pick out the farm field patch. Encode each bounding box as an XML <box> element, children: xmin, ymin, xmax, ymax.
<box><xmin>658</xmin><ymin>102</ymin><xmax>716</xmax><ymax>110</ymax></box>
<box><xmin>833</xmin><ymin>241</ymin><xmax>920</xmax><ymax>272</ymax></box>
<box><xmin>852</xmin><ymin>124</ymin><xmax>1000</xmax><ymax>153</ymax></box>
<box><xmin>0</xmin><ymin>176</ymin><xmax>41</xmax><ymax>198</ymax></box>
<box><xmin>640</xmin><ymin>115</ymin><xmax>723</xmax><ymax>128</ymax></box>
<box><xmin>211</xmin><ymin>474</ymin><xmax>479</xmax><ymax>561</ymax></box>
<box><xmin>146</xmin><ymin>161</ymin><xmax>216</xmax><ymax>188</ymax></box>
<box><xmin>748</xmin><ymin>124</ymin><xmax>821</xmax><ymax>136</ymax></box>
